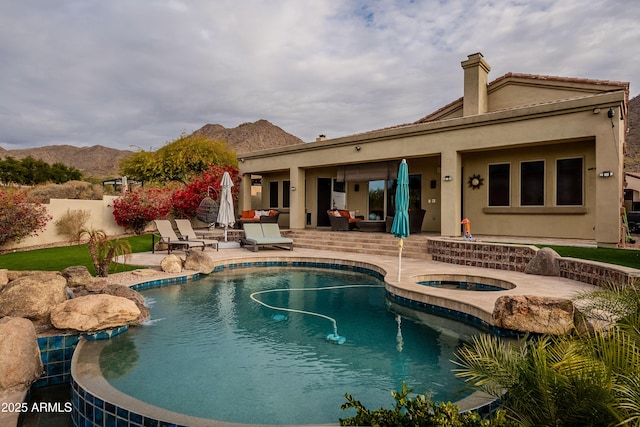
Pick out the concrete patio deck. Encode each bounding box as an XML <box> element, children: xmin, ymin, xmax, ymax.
<box><xmin>125</xmin><ymin>244</ymin><xmax>601</xmax><ymax>328</ymax></box>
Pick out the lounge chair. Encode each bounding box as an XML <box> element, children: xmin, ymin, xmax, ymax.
<box><xmin>240</xmin><ymin>223</ymin><xmax>293</xmax><ymax>252</ymax></box>
<box><xmin>152</xmin><ymin>220</ymin><xmax>205</xmax><ymax>254</ymax></box>
<box><xmin>175</xmin><ymin>219</ymin><xmax>219</xmax><ymax>251</ymax></box>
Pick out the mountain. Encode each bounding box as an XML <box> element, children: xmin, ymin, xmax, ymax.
<box><xmin>0</xmin><ymin>120</ymin><xmax>304</xmax><ymax>179</ymax></box>
<box><xmin>192</xmin><ymin>119</ymin><xmax>304</xmax><ymax>153</ymax></box>
<box><xmin>0</xmin><ymin>145</ymin><xmax>133</xmax><ymax>179</ymax></box>
<box><xmin>626</xmin><ymin>95</ymin><xmax>640</xmax><ymax>172</ymax></box>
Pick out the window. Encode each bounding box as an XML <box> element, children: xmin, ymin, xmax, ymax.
<box><xmin>282</xmin><ymin>180</ymin><xmax>290</xmax><ymax>208</ymax></box>
<box><xmin>489</xmin><ymin>163</ymin><xmax>510</xmax><ymax>206</ymax></box>
<box><xmin>386</xmin><ymin>174</ymin><xmax>422</xmax><ymax>216</ymax></box>
<box><xmin>556</xmin><ymin>158</ymin><xmax>583</xmax><ymax>206</ymax></box>
<box><xmin>269</xmin><ymin>181</ymin><xmax>278</xmax><ymax>208</ymax></box>
<box><xmin>368</xmin><ymin>180</ymin><xmax>384</xmax><ymax>220</ymax></box>
<box><xmin>520</xmin><ymin>160</ymin><xmax>544</xmax><ymax>206</ymax></box>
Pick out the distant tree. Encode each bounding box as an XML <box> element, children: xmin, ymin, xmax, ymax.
<box><xmin>120</xmin><ymin>133</ymin><xmax>237</xmax><ymax>183</ymax></box>
<box><xmin>19</xmin><ymin>156</ymin><xmax>51</xmax><ymax>185</ymax></box>
<box><xmin>50</xmin><ymin>162</ymin><xmax>82</xmax><ymax>183</ymax></box>
<box><xmin>0</xmin><ymin>190</ymin><xmax>52</xmax><ymax>246</ymax></box>
<box><xmin>0</xmin><ymin>156</ymin><xmax>82</xmax><ymax>185</ymax></box>
<box><xmin>0</xmin><ymin>156</ymin><xmax>25</xmax><ymax>185</ymax></box>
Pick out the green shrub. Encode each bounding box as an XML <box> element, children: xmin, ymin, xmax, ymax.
<box><xmin>28</xmin><ymin>180</ymin><xmax>103</xmax><ymax>203</ymax></box>
<box><xmin>339</xmin><ymin>382</ymin><xmax>516</xmax><ymax>426</ymax></box>
<box><xmin>55</xmin><ymin>208</ymin><xmax>91</xmax><ymax>243</ymax></box>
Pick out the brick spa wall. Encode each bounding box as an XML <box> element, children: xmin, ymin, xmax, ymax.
<box><xmin>427</xmin><ymin>238</ymin><xmax>639</xmax><ymax>288</ymax></box>
<box><xmin>427</xmin><ymin>238</ymin><xmax>537</xmax><ymax>272</ymax></box>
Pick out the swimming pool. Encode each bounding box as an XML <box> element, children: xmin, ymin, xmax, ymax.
<box><xmin>86</xmin><ymin>267</ymin><xmax>481</xmax><ymax>425</ymax></box>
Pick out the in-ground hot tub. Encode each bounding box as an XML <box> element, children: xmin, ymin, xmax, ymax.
<box><xmin>416</xmin><ymin>274</ymin><xmax>516</xmax><ymax>292</ymax></box>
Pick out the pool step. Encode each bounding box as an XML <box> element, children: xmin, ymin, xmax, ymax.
<box><xmin>283</xmin><ymin>230</ymin><xmax>432</xmax><ymax>260</ymax></box>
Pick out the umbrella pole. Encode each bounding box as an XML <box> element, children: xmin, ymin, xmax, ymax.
<box><xmin>397</xmin><ymin>238</ymin><xmax>403</xmax><ymax>281</ymax></box>
<box><xmin>224</xmin><ymin>225</ymin><xmax>228</xmax><ymax>242</ymax></box>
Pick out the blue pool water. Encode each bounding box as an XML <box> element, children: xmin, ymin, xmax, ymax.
<box><xmin>98</xmin><ymin>268</ymin><xmax>478</xmax><ymax>425</ymax></box>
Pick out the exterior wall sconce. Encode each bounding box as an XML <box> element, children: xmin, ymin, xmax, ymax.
<box><xmin>239</xmin><ymin>158</ymin><xmax>245</xmax><ymax>162</ymax></box>
<box><xmin>355</xmin><ymin>146</ymin><xmax>361</xmax><ymax>151</ymax></box>
<box><xmin>443</xmin><ymin>175</ymin><xmax>453</xmax><ymax>181</ymax></box>
<box><xmin>599</xmin><ymin>171</ymin><xmax>614</xmax><ymax>178</ymax></box>
<box><xmin>291</xmin><ymin>187</ymin><xmax>296</xmax><ymax>191</ymax></box>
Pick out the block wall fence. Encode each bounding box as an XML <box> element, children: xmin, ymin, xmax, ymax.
<box><xmin>0</xmin><ymin>196</ymin><xmax>127</xmax><ymax>251</ymax></box>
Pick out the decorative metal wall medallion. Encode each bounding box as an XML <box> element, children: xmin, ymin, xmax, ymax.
<box><xmin>468</xmin><ymin>174</ymin><xmax>484</xmax><ymax>190</ymax></box>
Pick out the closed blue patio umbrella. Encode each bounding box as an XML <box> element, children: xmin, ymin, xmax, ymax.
<box><xmin>391</xmin><ymin>159</ymin><xmax>410</xmax><ymax>281</ymax></box>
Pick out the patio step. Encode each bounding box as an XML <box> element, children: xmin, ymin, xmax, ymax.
<box><xmin>283</xmin><ymin>229</ymin><xmax>432</xmax><ymax>260</ymax></box>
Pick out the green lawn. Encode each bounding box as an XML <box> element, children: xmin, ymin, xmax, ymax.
<box><xmin>536</xmin><ymin>245</ymin><xmax>640</xmax><ymax>269</ymax></box>
<box><xmin>0</xmin><ymin>234</ymin><xmax>152</xmax><ymax>275</ymax></box>
<box><xmin>1</xmin><ymin>234</ymin><xmax>639</xmax><ymax>275</ymax></box>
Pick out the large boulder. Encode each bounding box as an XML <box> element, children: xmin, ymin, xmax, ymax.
<box><xmin>61</xmin><ymin>265</ymin><xmax>94</xmax><ymax>287</ymax></box>
<box><xmin>61</xmin><ymin>265</ymin><xmax>108</xmax><ymax>294</ymax></box>
<box><xmin>101</xmin><ymin>284</ymin><xmax>150</xmax><ymax>324</ymax></box>
<box><xmin>50</xmin><ymin>294</ymin><xmax>141</xmax><ymax>332</ymax></box>
<box><xmin>0</xmin><ymin>269</ymin><xmax>8</xmax><ymax>287</ymax></box>
<box><xmin>160</xmin><ymin>254</ymin><xmax>183</xmax><ymax>273</ymax></box>
<box><xmin>0</xmin><ymin>272</ymin><xmax>67</xmax><ymax>322</ymax></box>
<box><xmin>0</xmin><ymin>317</ymin><xmax>42</xmax><ymax>393</ymax></box>
<box><xmin>524</xmin><ymin>247</ymin><xmax>561</xmax><ymax>276</ymax></box>
<box><xmin>184</xmin><ymin>250</ymin><xmax>215</xmax><ymax>274</ymax></box>
<box><xmin>492</xmin><ymin>295</ymin><xmax>575</xmax><ymax>334</ymax></box>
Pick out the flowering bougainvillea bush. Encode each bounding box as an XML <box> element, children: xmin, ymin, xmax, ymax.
<box><xmin>172</xmin><ymin>165</ymin><xmax>240</xmax><ymax>218</ymax></box>
<box><xmin>112</xmin><ymin>166</ymin><xmax>240</xmax><ymax>232</ymax></box>
<box><xmin>112</xmin><ymin>187</ymin><xmax>174</xmax><ymax>234</ymax></box>
<box><xmin>0</xmin><ymin>189</ymin><xmax>52</xmax><ymax>246</ymax></box>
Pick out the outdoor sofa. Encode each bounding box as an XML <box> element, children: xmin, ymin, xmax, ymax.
<box><xmin>237</xmin><ymin>209</ymin><xmax>280</xmax><ymax>227</ymax></box>
<box><xmin>327</xmin><ymin>210</ymin><xmax>363</xmax><ymax>231</ymax></box>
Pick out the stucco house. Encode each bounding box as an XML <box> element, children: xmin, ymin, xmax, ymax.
<box><xmin>237</xmin><ymin>53</ymin><xmax>629</xmax><ymax>247</ymax></box>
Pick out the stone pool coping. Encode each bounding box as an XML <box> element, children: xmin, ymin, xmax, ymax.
<box><xmin>125</xmin><ymin>246</ymin><xmax>603</xmax><ymax>326</ymax></box>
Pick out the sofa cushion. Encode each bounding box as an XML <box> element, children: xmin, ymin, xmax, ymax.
<box><xmin>241</xmin><ymin>210</ymin><xmax>256</xmax><ymax>219</ymax></box>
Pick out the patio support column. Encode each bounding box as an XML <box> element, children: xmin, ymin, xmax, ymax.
<box><xmin>440</xmin><ymin>149</ymin><xmax>462</xmax><ymax>237</ymax></box>
<box><xmin>239</xmin><ymin>173</ymin><xmax>252</xmax><ymax>212</ymax></box>
<box><xmin>594</xmin><ymin>106</ymin><xmax>625</xmax><ymax>247</ymax></box>
<box><xmin>289</xmin><ymin>166</ymin><xmax>306</xmax><ymax>229</ymax></box>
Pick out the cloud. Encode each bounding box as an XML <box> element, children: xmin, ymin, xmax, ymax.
<box><xmin>0</xmin><ymin>0</ymin><xmax>638</xmax><ymax>150</ymax></box>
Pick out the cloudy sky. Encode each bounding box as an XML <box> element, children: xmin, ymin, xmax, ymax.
<box><xmin>1</xmin><ymin>1</ymin><xmax>639</xmax><ymax>151</ymax></box>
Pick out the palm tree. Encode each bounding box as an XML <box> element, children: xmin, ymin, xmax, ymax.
<box><xmin>80</xmin><ymin>228</ymin><xmax>131</xmax><ymax>277</ymax></box>
<box><xmin>454</xmin><ymin>334</ymin><xmax>617</xmax><ymax>426</ymax></box>
<box><xmin>454</xmin><ymin>279</ymin><xmax>640</xmax><ymax>426</ymax></box>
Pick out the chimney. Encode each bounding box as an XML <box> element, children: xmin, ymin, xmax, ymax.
<box><xmin>316</xmin><ymin>134</ymin><xmax>327</xmax><ymax>142</ymax></box>
<box><xmin>461</xmin><ymin>53</ymin><xmax>491</xmax><ymax>116</ymax></box>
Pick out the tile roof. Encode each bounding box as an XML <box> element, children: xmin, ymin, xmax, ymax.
<box><xmin>414</xmin><ymin>73</ymin><xmax>630</xmax><ymax>124</ymax></box>
<box><xmin>335</xmin><ymin>73</ymin><xmax>630</xmax><ymax>140</ymax></box>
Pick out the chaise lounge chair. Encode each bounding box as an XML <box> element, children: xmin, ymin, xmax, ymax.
<box><xmin>152</xmin><ymin>220</ymin><xmax>206</xmax><ymax>254</ymax></box>
<box><xmin>175</xmin><ymin>219</ymin><xmax>219</xmax><ymax>251</ymax></box>
<box><xmin>240</xmin><ymin>223</ymin><xmax>293</xmax><ymax>252</ymax></box>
